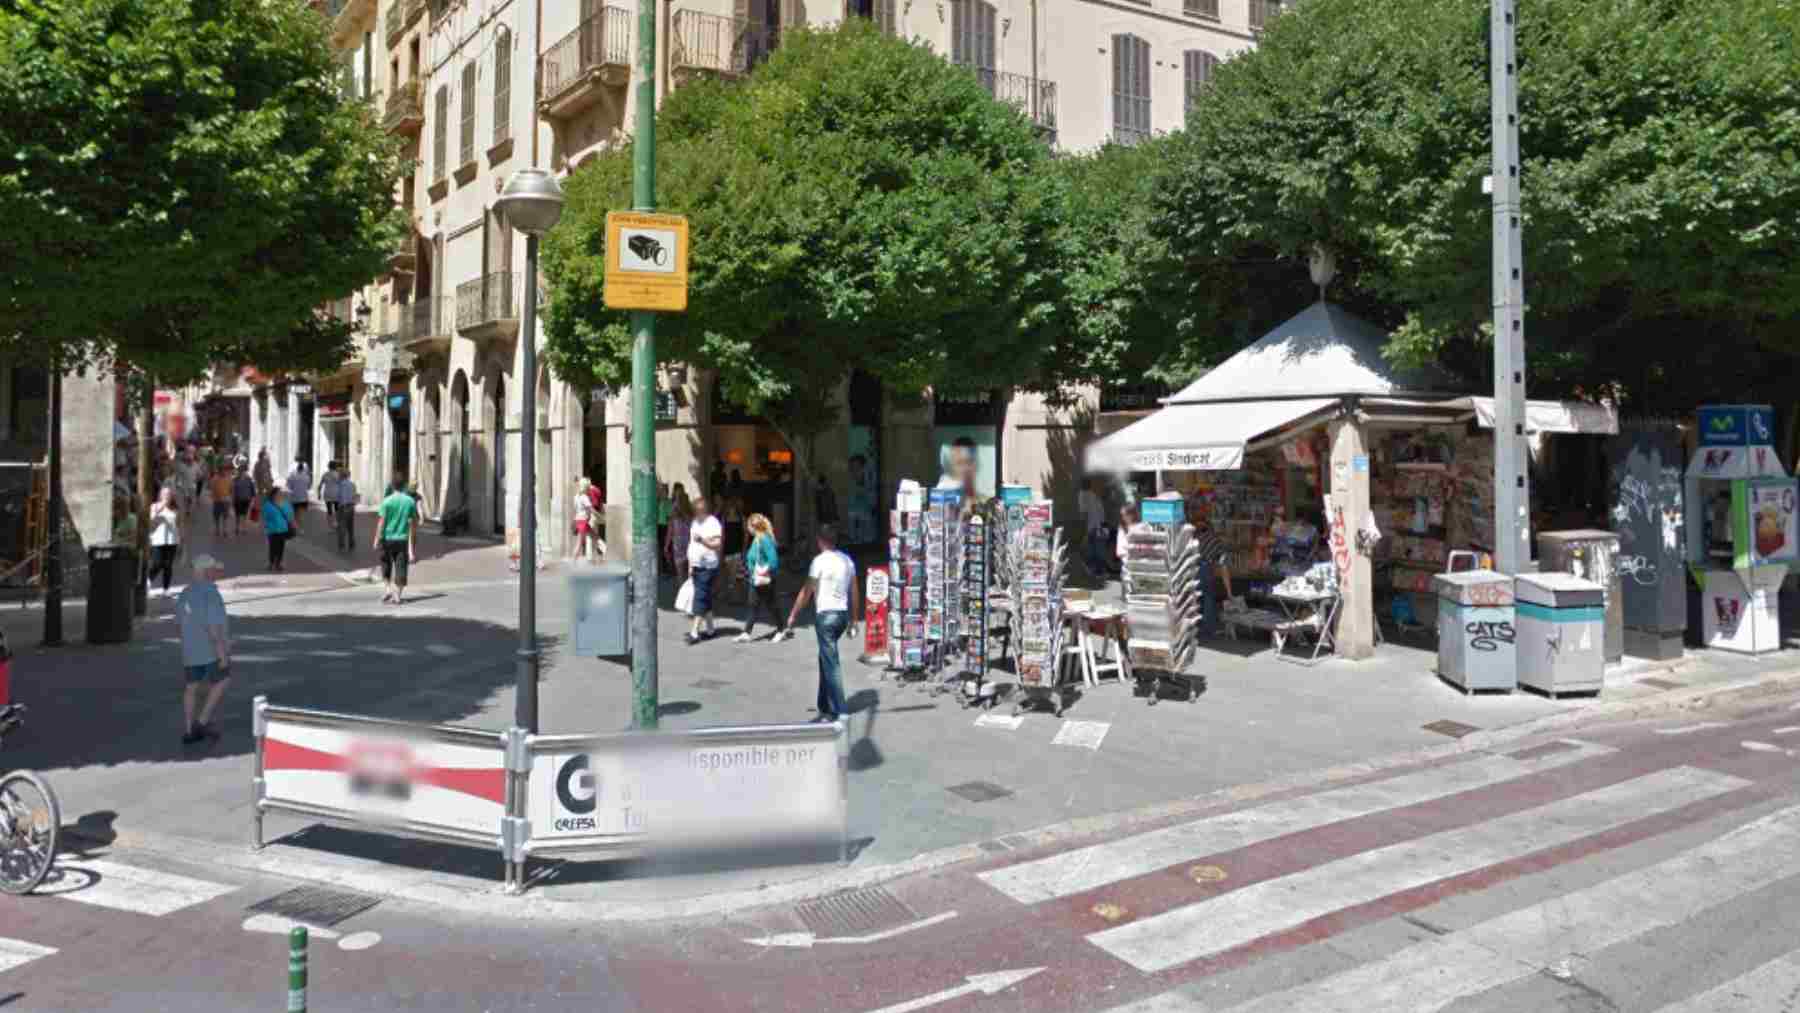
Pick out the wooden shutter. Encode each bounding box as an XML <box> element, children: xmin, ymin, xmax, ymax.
<box><xmin>1112</xmin><ymin>34</ymin><xmax>1150</xmax><ymax>143</ymax></box>
<box><xmin>493</xmin><ymin>28</ymin><xmax>510</xmax><ymax>144</ymax></box>
<box><xmin>432</xmin><ymin>85</ymin><xmax>449</xmax><ymax>180</ymax></box>
<box><xmin>459</xmin><ymin>61</ymin><xmax>476</xmax><ymax>166</ymax></box>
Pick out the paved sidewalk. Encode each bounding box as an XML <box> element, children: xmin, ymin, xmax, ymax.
<box><xmin>6</xmin><ymin>507</ymin><xmax>1800</xmax><ymax>918</ymax></box>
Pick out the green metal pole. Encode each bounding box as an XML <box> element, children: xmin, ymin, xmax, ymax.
<box><xmin>287</xmin><ymin>926</ymin><xmax>307</xmax><ymax>1013</ymax></box>
<box><xmin>629</xmin><ymin>0</ymin><xmax>659</xmax><ymax>729</ymax></box>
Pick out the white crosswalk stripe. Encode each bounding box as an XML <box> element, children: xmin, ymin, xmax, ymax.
<box><xmin>44</xmin><ymin>858</ymin><xmax>238</xmax><ymax>916</ymax></box>
<box><xmin>980</xmin><ymin>740</ymin><xmax>1614</xmax><ymax>904</ymax></box>
<box><xmin>1101</xmin><ymin>802</ymin><xmax>1800</xmax><ymax>1012</ymax></box>
<box><xmin>0</xmin><ymin>937</ymin><xmax>57</xmax><ymax>974</ymax></box>
<box><xmin>1089</xmin><ymin>766</ymin><xmax>1748</xmax><ymax>973</ymax></box>
<box><xmin>1653</xmin><ymin>950</ymin><xmax>1800</xmax><ymax>1013</ymax></box>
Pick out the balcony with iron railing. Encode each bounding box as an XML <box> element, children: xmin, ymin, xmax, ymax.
<box><xmin>537</xmin><ymin>7</ymin><xmax>633</xmax><ymax>120</ymax></box>
<box><xmin>396</xmin><ymin>296</ymin><xmax>453</xmax><ymax>361</ymax></box>
<box><xmin>382</xmin><ymin>79</ymin><xmax>424</xmax><ymax>135</ymax></box>
<box><xmin>974</xmin><ymin>69</ymin><xmax>1058</xmax><ymax>142</ymax></box>
<box><xmin>455</xmin><ymin>272</ymin><xmax>520</xmax><ymax>343</ymax></box>
<box><xmin>671</xmin><ymin>11</ymin><xmax>777</xmax><ymax>82</ymax></box>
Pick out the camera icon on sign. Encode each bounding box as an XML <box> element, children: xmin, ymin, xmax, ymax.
<box><xmin>627</xmin><ymin>233</ymin><xmax>668</xmax><ymax>266</ymax></box>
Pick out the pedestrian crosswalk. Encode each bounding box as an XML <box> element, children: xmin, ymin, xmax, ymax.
<box><xmin>979</xmin><ymin>740</ymin><xmax>1614</xmax><ymax>904</ymax></box>
<box><xmin>1099</xmin><ymin>804</ymin><xmax>1800</xmax><ymax>1011</ymax></box>
<box><xmin>1</xmin><ymin>855</ymin><xmax>239</xmax><ymax>980</ymax></box>
<box><xmin>965</xmin><ymin>730</ymin><xmax>1800</xmax><ymax>1013</ymax></box>
<box><xmin>1088</xmin><ymin>766</ymin><xmax>1747</xmax><ymax>972</ymax></box>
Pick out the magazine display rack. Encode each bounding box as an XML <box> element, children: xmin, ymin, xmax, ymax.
<box><xmin>1125</xmin><ymin>505</ymin><xmax>1205</xmax><ymax>703</ymax></box>
<box><xmin>1011</xmin><ymin>502</ymin><xmax>1068</xmax><ymax>715</ymax></box>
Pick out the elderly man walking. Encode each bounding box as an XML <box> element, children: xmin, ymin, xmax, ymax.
<box><xmin>177</xmin><ymin>554</ymin><xmax>232</xmax><ymax>744</ymax></box>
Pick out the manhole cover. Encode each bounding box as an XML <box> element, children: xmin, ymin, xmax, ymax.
<box><xmin>946</xmin><ymin>780</ymin><xmax>1013</xmax><ymax>803</ymax></box>
<box><xmin>1641</xmin><ymin>677</ymin><xmax>1685</xmax><ymax>690</ymax></box>
<box><xmin>1091</xmin><ymin>902</ymin><xmax>1129</xmax><ymax>922</ymax></box>
<box><xmin>1188</xmin><ymin>864</ymin><xmax>1228</xmax><ymax>883</ymax></box>
<box><xmin>691</xmin><ymin>678</ymin><xmax>732</xmax><ymax>690</ymax></box>
<box><xmin>246</xmin><ymin>886</ymin><xmax>381</xmax><ymax>928</ymax></box>
<box><xmin>1422</xmin><ymin>719</ymin><xmax>1482</xmax><ymax>739</ymax></box>
<box><xmin>794</xmin><ymin>887</ymin><xmax>915</xmax><ymax>937</ymax></box>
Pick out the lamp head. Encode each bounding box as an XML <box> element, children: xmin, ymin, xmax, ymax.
<box><xmin>495</xmin><ymin>168</ymin><xmax>565</xmax><ymax>236</ymax></box>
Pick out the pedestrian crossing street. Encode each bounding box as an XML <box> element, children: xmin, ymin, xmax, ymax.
<box><xmin>0</xmin><ymin>855</ymin><xmax>240</xmax><ymax>977</ymax></box>
<box><xmin>975</xmin><ymin>736</ymin><xmax>1800</xmax><ymax>1012</ymax></box>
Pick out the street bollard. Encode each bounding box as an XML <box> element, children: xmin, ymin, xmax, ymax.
<box><xmin>287</xmin><ymin>926</ymin><xmax>307</xmax><ymax>1013</ymax></box>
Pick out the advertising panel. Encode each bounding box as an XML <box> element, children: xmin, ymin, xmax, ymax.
<box><xmin>932</xmin><ymin>426</ymin><xmax>996</xmax><ymax>501</ymax></box>
<box><xmin>1747</xmin><ymin>479</ymin><xmax>1799</xmax><ymax>565</ymax></box>
<box><xmin>259</xmin><ymin>717</ymin><xmax>506</xmax><ymax>837</ymax></box>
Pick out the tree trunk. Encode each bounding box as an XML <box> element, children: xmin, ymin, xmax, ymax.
<box><xmin>765</xmin><ymin>416</ymin><xmax>817</xmax><ymax>551</ymax></box>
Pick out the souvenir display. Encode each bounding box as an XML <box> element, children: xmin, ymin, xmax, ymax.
<box><xmin>1011</xmin><ymin>502</ymin><xmax>1065</xmax><ymax>696</ymax></box>
<box><xmin>890</xmin><ymin>488</ymin><xmax>930</xmax><ymax>672</ymax></box>
<box><xmin>1126</xmin><ymin>500</ymin><xmax>1203</xmax><ymax>701</ymax></box>
<box><xmin>961</xmin><ymin>515</ymin><xmax>988</xmax><ymax>676</ymax></box>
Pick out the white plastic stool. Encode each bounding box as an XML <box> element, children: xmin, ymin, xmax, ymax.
<box><xmin>1083</xmin><ymin>613</ymin><xmax>1130</xmax><ymax>686</ymax></box>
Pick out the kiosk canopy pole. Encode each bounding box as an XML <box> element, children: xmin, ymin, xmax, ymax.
<box><xmin>1491</xmin><ymin>0</ymin><xmax>1530</xmax><ymax>574</ymax></box>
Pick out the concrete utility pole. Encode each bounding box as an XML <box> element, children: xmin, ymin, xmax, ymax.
<box><xmin>42</xmin><ymin>363</ymin><xmax>63</xmax><ymax>647</ymax></box>
<box><xmin>628</xmin><ymin>0</ymin><xmax>660</xmax><ymax>730</ymax></box>
<box><xmin>1490</xmin><ymin>0</ymin><xmax>1529</xmax><ymax>574</ymax></box>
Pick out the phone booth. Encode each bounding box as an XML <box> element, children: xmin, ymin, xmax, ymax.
<box><xmin>1685</xmin><ymin>405</ymin><xmax>1798</xmax><ymax>654</ymax></box>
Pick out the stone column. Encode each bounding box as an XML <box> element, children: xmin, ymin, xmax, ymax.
<box><xmin>1328</xmin><ymin>416</ymin><xmax>1376</xmax><ymax>659</ymax></box>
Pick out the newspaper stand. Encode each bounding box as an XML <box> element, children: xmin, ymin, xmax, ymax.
<box><xmin>945</xmin><ymin>514</ymin><xmax>993</xmax><ymax>707</ymax></box>
<box><xmin>1010</xmin><ymin>501</ymin><xmax>1068</xmax><ymax>716</ymax></box>
<box><xmin>888</xmin><ymin>485</ymin><xmax>931</xmax><ymax>681</ymax></box>
<box><xmin>1126</xmin><ymin>497</ymin><xmax>1204</xmax><ymax>703</ymax></box>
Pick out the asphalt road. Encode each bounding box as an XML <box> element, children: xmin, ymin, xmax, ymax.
<box><xmin>8</xmin><ymin>686</ymin><xmax>1800</xmax><ymax>1012</ymax></box>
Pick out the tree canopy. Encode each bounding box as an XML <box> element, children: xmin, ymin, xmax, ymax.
<box><xmin>0</xmin><ymin>0</ymin><xmax>404</xmax><ymax>380</ymax></box>
<box><xmin>541</xmin><ymin>20</ymin><xmax>1066</xmax><ymax>457</ymax></box>
<box><xmin>1156</xmin><ymin>0</ymin><xmax>1800</xmax><ymax>410</ymax></box>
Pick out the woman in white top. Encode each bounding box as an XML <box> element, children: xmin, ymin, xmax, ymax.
<box><xmin>571</xmin><ymin>477</ymin><xmax>595</xmax><ymax>562</ymax></box>
<box><xmin>149</xmin><ymin>487</ymin><xmax>182</xmax><ymax>597</ymax></box>
<box><xmin>285</xmin><ymin>461</ymin><xmax>311</xmax><ymax>534</ymax></box>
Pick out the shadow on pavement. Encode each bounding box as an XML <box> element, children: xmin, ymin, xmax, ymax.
<box><xmin>4</xmin><ymin>610</ymin><xmax>548</xmax><ymax>775</ymax></box>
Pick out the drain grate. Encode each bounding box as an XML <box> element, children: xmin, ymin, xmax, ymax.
<box><xmin>794</xmin><ymin>887</ymin><xmax>915</xmax><ymax>937</ymax></box>
<box><xmin>1641</xmin><ymin>677</ymin><xmax>1685</xmax><ymax>691</ymax></box>
<box><xmin>246</xmin><ymin>886</ymin><xmax>381</xmax><ymax>928</ymax></box>
<box><xmin>1422</xmin><ymin>719</ymin><xmax>1482</xmax><ymax>739</ymax></box>
<box><xmin>691</xmin><ymin>678</ymin><xmax>732</xmax><ymax>690</ymax></box>
<box><xmin>946</xmin><ymin>780</ymin><xmax>1013</xmax><ymax>803</ymax></box>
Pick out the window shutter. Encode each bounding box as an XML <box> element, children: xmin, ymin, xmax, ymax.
<box><xmin>432</xmin><ymin>86</ymin><xmax>449</xmax><ymax>180</ymax></box>
<box><xmin>876</xmin><ymin>0</ymin><xmax>896</xmax><ymax>34</ymax></box>
<box><xmin>1113</xmin><ymin>35</ymin><xmax>1150</xmax><ymax>144</ymax></box>
<box><xmin>459</xmin><ymin>61</ymin><xmax>476</xmax><ymax>166</ymax></box>
<box><xmin>1184</xmin><ymin>50</ymin><xmax>1216</xmax><ymax>117</ymax></box>
<box><xmin>493</xmin><ymin>29</ymin><xmax>511</xmax><ymax>144</ymax></box>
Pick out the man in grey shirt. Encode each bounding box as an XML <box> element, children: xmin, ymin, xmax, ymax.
<box><xmin>335</xmin><ymin>471</ymin><xmax>360</xmax><ymax>555</ymax></box>
<box><xmin>177</xmin><ymin>554</ymin><xmax>232</xmax><ymax>744</ymax></box>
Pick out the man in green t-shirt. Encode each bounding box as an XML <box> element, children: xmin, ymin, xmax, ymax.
<box><xmin>371</xmin><ymin>471</ymin><xmax>419</xmax><ymax>604</ymax></box>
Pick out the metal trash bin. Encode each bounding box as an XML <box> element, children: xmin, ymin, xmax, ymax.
<box><xmin>1434</xmin><ymin>570</ymin><xmax>1516</xmax><ymax>693</ymax></box>
<box><xmin>1537</xmin><ymin>530</ymin><xmax>1623</xmax><ymax>664</ymax></box>
<box><xmin>1515</xmin><ymin>572</ymin><xmax>1605</xmax><ymax>697</ymax></box>
<box><xmin>86</xmin><ymin>544</ymin><xmax>137</xmax><ymax>644</ymax></box>
<box><xmin>568</xmin><ymin>563</ymin><xmax>631</xmax><ymax>657</ymax></box>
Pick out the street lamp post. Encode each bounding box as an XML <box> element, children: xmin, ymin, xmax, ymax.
<box><xmin>494</xmin><ymin>169</ymin><xmax>565</xmax><ymax>735</ymax></box>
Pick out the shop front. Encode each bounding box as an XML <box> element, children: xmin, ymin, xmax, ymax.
<box><xmin>317</xmin><ymin>393</ymin><xmax>352</xmax><ymax>472</ymax></box>
<box><xmin>1087</xmin><ymin>300</ymin><xmax>1618</xmax><ymax>663</ymax></box>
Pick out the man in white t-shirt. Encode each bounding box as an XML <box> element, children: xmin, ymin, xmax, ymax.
<box><xmin>787</xmin><ymin>524</ymin><xmax>862</xmax><ymax>722</ymax></box>
<box><xmin>685</xmin><ymin>495</ymin><xmax>725</xmax><ymax>644</ymax></box>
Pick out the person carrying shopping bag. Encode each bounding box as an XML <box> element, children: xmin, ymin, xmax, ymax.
<box><xmin>737</xmin><ymin>513</ymin><xmax>790</xmax><ymax>642</ymax></box>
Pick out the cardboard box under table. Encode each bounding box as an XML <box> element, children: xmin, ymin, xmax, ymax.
<box><xmin>1433</xmin><ymin>569</ymin><xmax>1516</xmax><ymax>693</ymax></box>
<box><xmin>1514</xmin><ymin>572</ymin><xmax>1606</xmax><ymax>697</ymax></box>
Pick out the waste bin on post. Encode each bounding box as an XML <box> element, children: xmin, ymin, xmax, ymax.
<box><xmin>86</xmin><ymin>544</ymin><xmax>137</xmax><ymax>644</ymax></box>
<box><xmin>568</xmin><ymin>563</ymin><xmax>630</xmax><ymax>657</ymax></box>
<box><xmin>1537</xmin><ymin>530</ymin><xmax>1623</xmax><ymax>665</ymax></box>
<box><xmin>1433</xmin><ymin>570</ymin><xmax>1516</xmax><ymax>693</ymax></box>
<box><xmin>1514</xmin><ymin>572</ymin><xmax>1605</xmax><ymax>697</ymax></box>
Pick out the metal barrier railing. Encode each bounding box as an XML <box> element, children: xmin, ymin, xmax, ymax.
<box><xmin>252</xmin><ymin>697</ymin><xmax>848</xmax><ymax>894</ymax></box>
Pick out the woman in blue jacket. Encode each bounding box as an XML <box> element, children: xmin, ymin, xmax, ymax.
<box><xmin>262</xmin><ymin>488</ymin><xmax>296</xmax><ymax>572</ymax></box>
<box><xmin>736</xmin><ymin>513</ymin><xmax>790</xmax><ymax>642</ymax></box>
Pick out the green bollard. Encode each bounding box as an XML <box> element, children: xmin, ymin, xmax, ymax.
<box><xmin>287</xmin><ymin>925</ymin><xmax>307</xmax><ymax>1012</ymax></box>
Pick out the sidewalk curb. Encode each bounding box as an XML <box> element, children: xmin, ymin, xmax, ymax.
<box><xmin>94</xmin><ymin>656</ymin><xmax>1800</xmax><ymax>925</ymax></box>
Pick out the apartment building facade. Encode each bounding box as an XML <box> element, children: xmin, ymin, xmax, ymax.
<box><xmin>266</xmin><ymin>0</ymin><xmax>1278</xmax><ymax>556</ymax></box>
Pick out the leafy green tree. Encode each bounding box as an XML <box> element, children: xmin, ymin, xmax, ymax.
<box><xmin>1156</xmin><ymin>0</ymin><xmax>1800</xmax><ymax>413</ymax></box>
<box><xmin>541</xmin><ymin>20</ymin><xmax>1063</xmax><ymax>481</ymax></box>
<box><xmin>0</xmin><ymin>0</ymin><xmax>404</xmax><ymax>380</ymax></box>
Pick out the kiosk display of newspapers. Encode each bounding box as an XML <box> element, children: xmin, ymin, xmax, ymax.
<box><xmin>1685</xmin><ymin>405</ymin><xmax>1798</xmax><ymax>655</ymax></box>
<box><xmin>1125</xmin><ymin>496</ymin><xmax>1204</xmax><ymax>702</ymax></box>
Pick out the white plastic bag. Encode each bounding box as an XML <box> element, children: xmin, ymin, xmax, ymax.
<box><xmin>675</xmin><ymin>577</ymin><xmax>694</xmax><ymax>614</ymax></box>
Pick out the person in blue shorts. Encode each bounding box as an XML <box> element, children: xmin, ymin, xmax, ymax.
<box><xmin>177</xmin><ymin>554</ymin><xmax>232</xmax><ymax>744</ymax></box>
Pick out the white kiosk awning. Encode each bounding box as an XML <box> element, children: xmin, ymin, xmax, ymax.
<box><xmin>1084</xmin><ymin>397</ymin><xmax>1338</xmax><ymax>472</ymax></box>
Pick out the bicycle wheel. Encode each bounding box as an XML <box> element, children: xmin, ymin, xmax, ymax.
<box><xmin>0</xmin><ymin>770</ymin><xmax>60</xmax><ymax>895</ymax></box>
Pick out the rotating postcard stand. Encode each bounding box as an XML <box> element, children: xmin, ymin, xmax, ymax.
<box><xmin>1125</xmin><ymin>497</ymin><xmax>1204</xmax><ymax>703</ymax></box>
<box><xmin>888</xmin><ymin>483</ymin><xmax>932</xmax><ymax>682</ymax></box>
<box><xmin>1010</xmin><ymin>501</ymin><xmax>1069</xmax><ymax>716</ymax></box>
<box><xmin>1684</xmin><ymin>405</ymin><xmax>1798</xmax><ymax>655</ymax></box>
<box><xmin>938</xmin><ymin>512</ymin><xmax>994</xmax><ymax>708</ymax></box>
